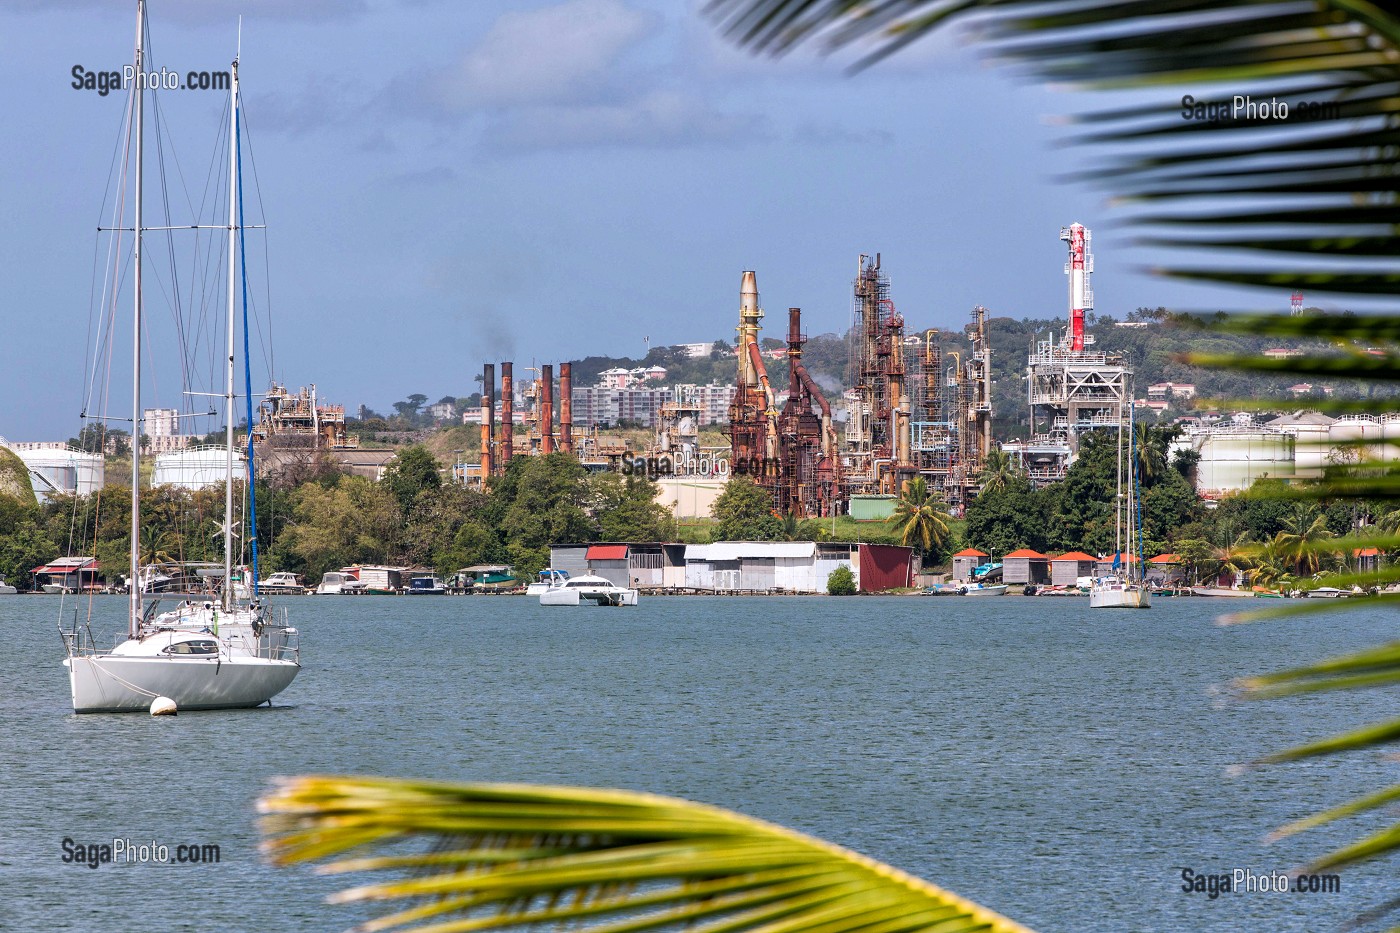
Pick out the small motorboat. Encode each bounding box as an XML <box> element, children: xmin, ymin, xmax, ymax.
<box><xmin>1304</xmin><ymin>586</ymin><xmax>1347</xmax><ymax>599</ymax></box>
<box><xmin>315</xmin><ymin>571</ymin><xmax>367</xmax><ymax>595</ymax></box>
<box><xmin>960</xmin><ymin>582</ymin><xmax>1009</xmax><ymax>596</ymax></box>
<box><xmin>257</xmin><ymin>571</ymin><xmax>305</xmax><ymax>595</ymax></box>
<box><xmin>526</xmin><ymin>569</ymin><xmax>569</xmax><ymax>596</ymax></box>
<box><xmin>539</xmin><ymin>574</ymin><xmax>639</xmax><ymax>607</ymax></box>
<box><xmin>407</xmin><ymin>574</ymin><xmax>447</xmax><ymax>595</ymax></box>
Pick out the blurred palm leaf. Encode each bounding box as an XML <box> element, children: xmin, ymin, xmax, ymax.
<box><xmin>706</xmin><ymin>1</ymin><xmax>1400</xmax><ymax>302</ymax></box>
<box><xmin>260</xmin><ymin>776</ymin><xmax>1035</xmax><ymax>933</ymax></box>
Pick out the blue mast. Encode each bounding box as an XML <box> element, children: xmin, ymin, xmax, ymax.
<box><xmin>235</xmin><ymin>92</ymin><xmax>260</xmax><ymax>599</ymax></box>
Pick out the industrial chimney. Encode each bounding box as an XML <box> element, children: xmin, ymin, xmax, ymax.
<box><xmin>481</xmin><ymin>363</ymin><xmax>495</xmax><ymax>478</ymax></box>
<box><xmin>540</xmin><ymin>364</ymin><xmax>555</xmax><ymax>454</ymax></box>
<box><xmin>500</xmin><ymin>361</ymin><xmax>513</xmax><ymax>467</ymax></box>
<box><xmin>559</xmin><ymin>362</ymin><xmax>573</xmax><ymax>454</ymax></box>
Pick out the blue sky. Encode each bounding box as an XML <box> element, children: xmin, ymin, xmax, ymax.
<box><xmin>0</xmin><ymin>0</ymin><xmax>1277</xmax><ymax>441</ymax></box>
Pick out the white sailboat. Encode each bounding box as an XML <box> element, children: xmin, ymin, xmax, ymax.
<box><xmin>61</xmin><ymin>1</ymin><xmax>300</xmax><ymax>712</ymax></box>
<box><xmin>1090</xmin><ymin>399</ymin><xmax>1151</xmax><ymax>610</ymax></box>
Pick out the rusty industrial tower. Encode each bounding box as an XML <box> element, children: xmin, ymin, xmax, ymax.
<box><xmin>725</xmin><ymin>271</ymin><xmax>840</xmax><ymax>517</ymax></box>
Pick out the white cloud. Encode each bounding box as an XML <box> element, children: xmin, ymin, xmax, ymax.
<box><xmin>427</xmin><ymin>0</ymin><xmax>660</xmax><ymax>111</ymax></box>
<box><xmin>484</xmin><ymin>89</ymin><xmax>763</xmax><ymax>152</ymax></box>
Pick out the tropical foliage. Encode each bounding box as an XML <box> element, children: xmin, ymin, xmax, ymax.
<box><xmin>825</xmin><ymin>563</ymin><xmax>857</xmax><ymax>595</ymax></box>
<box><xmin>887</xmin><ymin>476</ymin><xmax>951</xmax><ymax>557</ymax></box>
<box><xmin>710</xmin><ymin>476</ymin><xmax>783</xmax><ymax>541</ymax></box>
<box><xmin>259</xmin><ymin>776</ymin><xmax>1033</xmax><ymax>933</ymax></box>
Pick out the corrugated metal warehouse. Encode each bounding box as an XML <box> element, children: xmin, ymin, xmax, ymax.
<box><xmin>548</xmin><ymin>541</ymin><xmax>913</xmax><ymax>593</ymax></box>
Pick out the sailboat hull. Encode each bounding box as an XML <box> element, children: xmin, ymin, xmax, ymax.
<box><xmin>1089</xmin><ymin>586</ymin><xmax>1151</xmax><ymax>609</ymax></box>
<box><xmin>65</xmin><ymin>655</ymin><xmax>299</xmax><ymax>713</ymax></box>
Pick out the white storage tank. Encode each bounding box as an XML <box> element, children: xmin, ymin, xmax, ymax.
<box><xmin>152</xmin><ymin>446</ymin><xmax>242</xmax><ymax>490</ymax></box>
<box><xmin>1266</xmin><ymin>411</ymin><xmax>1334</xmax><ymax>478</ymax></box>
<box><xmin>6</xmin><ymin>445</ymin><xmax>104</xmax><ymax>500</ymax></box>
<box><xmin>1381</xmin><ymin>414</ymin><xmax>1400</xmax><ymax>464</ymax></box>
<box><xmin>1188</xmin><ymin>428</ymin><xmax>1295</xmax><ymax>494</ymax></box>
<box><xmin>1328</xmin><ymin>416</ymin><xmax>1382</xmax><ymax>466</ymax></box>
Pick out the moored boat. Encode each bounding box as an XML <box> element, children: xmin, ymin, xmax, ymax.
<box><xmin>540</xmin><ymin>574</ymin><xmax>639</xmax><ymax>606</ymax></box>
<box><xmin>407</xmin><ymin>574</ymin><xmax>446</xmax><ymax>595</ymax></box>
<box><xmin>60</xmin><ymin>6</ymin><xmax>300</xmax><ymax>712</ymax></box>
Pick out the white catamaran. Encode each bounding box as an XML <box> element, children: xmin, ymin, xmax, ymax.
<box><xmin>61</xmin><ymin>1</ymin><xmax>300</xmax><ymax>712</ymax></box>
<box><xmin>1089</xmin><ymin>399</ymin><xmax>1151</xmax><ymax>610</ymax></box>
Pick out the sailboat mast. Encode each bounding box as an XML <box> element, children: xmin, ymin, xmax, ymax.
<box><xmin>223</xmin><ymin>57</ymin><xmax>239</xmax><ymax>611</ymax></box>
<box><xmin>1115</xmin><ymin>399</ymin><xmax>1123</xmax><ymax>564</ymax></box>
<box><xmin>129</xmin><ymin>0</ymin><xmax>146</xmax><ymax>639</ymax></box>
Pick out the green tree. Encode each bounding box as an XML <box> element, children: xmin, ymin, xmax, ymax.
<box><xmin>710</xmin><ymin>477</ymin><xmax>781</xmax><ymax>541</ymax></box>
<box><xmin>0</xmin><ymin>520</ymin><xmax>55</xmax><ymax>591</ymax></box>
<box><xmin>400</xmin><ymin>483</ymin><xmax>491</xmax><ymax>572</ymax></box>
<box><xmin>964</xmin><ymin>474</ymin><xmax>1046</xmax><ymax>556</ymax></box>
<box><xmin>588</xmin><ymin>471</ymin><xmax>674</xmax><ymax>542</ymax></box>
<box><xmin>277</xmin><ymin>475</ymin><xmax>400</xmax><ymax>580</ymax></box>
<box><xmin>975</xmin><ymin>448</ymin><xmax>1018</xmax><ymax>496</ymax></box>
<box><xmin>887</xmin><ymin>476</ymin><xmax>950</xmax><ymax>558</ymax></box>
<box><xmin>825</xmin><ymin>563</ymin><xmax>856</xmax><ymax>595</ymax></box>
<box><xmin>492</xmin><ymin>454</ymin><xmax>593</xmax><ymax>576</ymax></box>
<box><xmin>381</xmin><ymin>445</ymin><xmax>443</xmax><ymax>513</ymax></box>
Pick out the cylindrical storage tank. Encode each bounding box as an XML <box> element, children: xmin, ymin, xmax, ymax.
<box><xmin>14</xmin><ymin>447</ymin><xmax>104</xmax><ymax>499</ymax></box>
<box><xmin>1193</xmin><ymin>431</ymin><xmax>1294</xmax><ymax>494</ymax></box>
<box><xmin>1289</xmin><ymin>423</ymin><xmax>1334</xmax><ymax>477</ymax></box>
<box><xmin>1381</xmin><ymin>414</ymin><xmax>1400</xmax><ymax>464</ymax></box>
<box><xmin>152</xmin><ymin>447</ymin><xmax>242</xmax><ymax>490</ymax></box>
<box><xmin>1328</xmin><ymin>416</ymin><xmax>1382</xmax><ymax>466</ymax></box>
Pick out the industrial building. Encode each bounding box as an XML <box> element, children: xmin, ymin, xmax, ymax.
<box><xmin>1002</xmin><ymin>224</ymin><xmax>1131</xmax><ymax>486</ymax></box>
<box><xmin>842</xmin><ymin>255</ymin><xmax>991</xmax><ymax>513</ymax></box>
<box><xmin>724</xmin><ymin>271</ymin><xmax>842</xmax><ymax>517</ymax></box>
<box><xmin>547</xmin><ymin>541</ymin><xmax>914</xmax><ymax>593</ymax></box>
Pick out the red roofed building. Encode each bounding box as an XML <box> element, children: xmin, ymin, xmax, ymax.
<box><xmin>1094</xmin><ymin>553</ymin><xmax>1143</xmax><ymax>576</ymax></box>
<box><xmin>1003</xmin><ymin>548</ymin><xmax>1050</xmax><ymax>585</ymax></box>
<box><xmin>1146</xmin><ymin>553</ymin><xmax>1185</xmax><ymax>585</ymax></box>
<box><xmin>1050</xmin><ymin>551</ymin><xmax>1097</xmax><ymax>587</ymax></box>
<box><xmin>1354</xmin><ymin>547</ymin><xmax>1381</xmax><ymax>574</ymax></box>
<box><xmin>952</xmin><ymin>548</ymin><xmax>989</xmax><ymax>581</ymax></box>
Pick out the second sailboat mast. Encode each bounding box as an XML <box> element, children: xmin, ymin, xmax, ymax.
<box><xmin>223</xmin><ymin>58</ymin><xmax>240</xmax><ymax>611</ymax></box>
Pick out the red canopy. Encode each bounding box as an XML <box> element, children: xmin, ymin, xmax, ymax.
<box><xmin>586</xmin><ymin>545</ymin><xmax>629</xmax><ymax>561</ymax></box>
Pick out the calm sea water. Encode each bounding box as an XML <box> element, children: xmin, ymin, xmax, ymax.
<box><xmin>1</xmin><ymin>594</ymin><xmax>1396</xmax><ymax>932</ymax></box>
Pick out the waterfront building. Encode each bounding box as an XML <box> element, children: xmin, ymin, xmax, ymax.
<box><xmin>1003</xmin><ymin>548</ymin><xmax>1050</xmax><ymax>585</ymax></box>
<box><xmin>1049</xmin><ymin>551</ymin><xmax>1097</xmax><ymax>587</ymax></box>
<box><xmin>951</xmin><ymin>548</ymin><xmax>988</xmax><ymax>581</ymax></box>
<box><xmin>547</xmin><ymin>541</ymin><xmax>914</xmax><ymax>593</ymax></box>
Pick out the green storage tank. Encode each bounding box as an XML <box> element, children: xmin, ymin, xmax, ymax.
<box><xmin>848</xmin><ymin>494</ymin><xmax>897</xmax><ymax>521</ymax></box>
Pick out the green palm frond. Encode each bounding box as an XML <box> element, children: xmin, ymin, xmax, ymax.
<box><xmin>260</xmin><ymin>776</ymin><xmax>1035</xmax><ymax>933</ymax></box>
<box><xmin>707</xmin><ymin>1</ymin><xmax>1400</xmax><ymax>300</ymax></box>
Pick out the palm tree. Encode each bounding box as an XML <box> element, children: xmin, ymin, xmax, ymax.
<box><xmin>260</xmin><ymin>776</ymin><xmax>1033</xmax><ymax>933</ymax></box>
<box><xmin>1271</xmin><ymin>515</ymin><xmax>1336</xmax><ymax>578</ymax></box>
<box><xmin>975</xmin><ymin>448</ymin><xmax>1017</xmax><ymax>497</ymax></box>
<box><xmin>780</xmin><ymin>511</ymin><xmax>800</xmax><ymax>541</ymax></box>
<box><xmin>888</xmin><ymin>476</ymin><xmax>951</xmax><ymax>553</ymax></box>
<box><xmin>1210</xmin><ymin>527</ymin><xmax>1254</xmax><ymax>589</ymax></box>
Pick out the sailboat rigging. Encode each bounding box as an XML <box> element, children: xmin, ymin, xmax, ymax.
<box><xmin>1089</xmin><ymin>397</ymin><xmax>1151</xmax><ymax>610</ymax></box>
<box><xmin>61</xmin><ymin>0</ymin><xmax>300</xmax><ymax>712</ymax></box>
